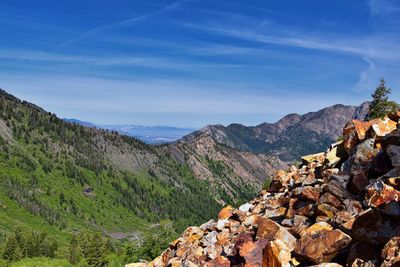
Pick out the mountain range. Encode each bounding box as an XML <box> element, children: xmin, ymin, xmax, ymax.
<box><xmin>183</xmin><ymin>102</ymin><xmax>370</xmax><ymax>162</ymax></box>
<box><xmin>0</xmin><ymin>89</ymin><xmax>283</xmax><ymax>255</ymax></box>
<box><xmin>0</xmin><ymin>88</ymin><xmax>373</xmax><ymax>265</ymax></box>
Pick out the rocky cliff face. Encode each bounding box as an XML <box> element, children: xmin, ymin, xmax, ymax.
<box><xmin>168</xmin><ymin>132</ymin><xmax>288</xmax><ymax>205</ymax></box>
<box><xmin>137</xmin><ymin>112</ymin><xmax>400</xmax><ymax>267</ymax></box>
<box><xmin>183</xmin><ymin>103</ymin><xmax>370</xmax><ymax>162</ymax></box>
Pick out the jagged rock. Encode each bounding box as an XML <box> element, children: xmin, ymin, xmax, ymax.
<box><xmin>366</xmin><ymin>180</ymin><xmax>400</xmax><ymax>216</ymax></box>
<box><xmin>343</xmin><ymin>119</ymin><xmax>375</xmax><ymax>153</ymax></box>
<box><xmin>351</xmin><ymin>139</ymin><xmax>378</xmax><ymax>173</ymax></box>
<box><xmin>301</xmin><ymin>186</ymin><xmax>321</xmax><ymax>201</ymax></box>
<box><xmin>203</xmin><ymin>244</ymin><xmax>222</xmax><ymax>260</ymax></box>
<box><xmin>216</xmin><ymin>219</ymin><xmax>229</xmax><ymax>230</ymax></box>
<box><xmin>350</xmin><ymin>209</ymin><xmax>399</xmax><ymax>245</ymax></box>
<box><xmin>199</xmin><ymin>220</ymin><xmax>215</xmax><ymax>231</ymax></box>
<box><xmin>200</xmin><ymin>231</ymin><xmax>217</xmax><ymax>247</ymax></box>
<box><xmin>238</xmin><ymin>238</ymin><xmax>268</xmax><ymax>267</ymax></box>
<box><xmin>183</xmin><ymin>227</ymin><xmax>203</xmax><ymax>243</ymax></box>
<box><xmin>294</xmin><ymin>222</ymin><xmax>351</xmax><ymax>264</ymax></box>
<box><xmin>218</xmin><ymin>206</ymin><xmax>234</xmax><ymax>220</ymax></box>
<box><xmin>239</xmin><ymin>203</ymin><xmax>254</xmax><ymax>213</ymax></box>
<box><xmin>381</xmin><ymin>237</ymin><xmax>400</xmax><ymax>267</ymax></box>
<box><xmin>322</xmin><ymin>179</ymin><xmax>352</xmax><ymax>201</ymax></box>
<box><xmin>317</xmin><ymin>203</ymin><xmax>337</xmax><ymax>219</ymax></box>
<box><xmin>318</xmin><ymin>192</ymin><xmax>343</xmax><ymax>209</ymax></box>
<box><xmin>255</xmin><ymin>217</ymin><xmax>296</xmax><ymax>251</ymax></box>
<box><xmin>264</xmin><ymin>239</ymin><xmax>293</xmax><ymax>267</ymax></box>
<box><xmin>326</xmin><ymin>142</ymin><xmax>346</xmax><ymax>168</ymax></box>
<box><xmin>302</xmin><ymin>152</ymin><xmax>325</xmax><ymax>165</ymax></box>
<box><xmin>371</xmin><ymin>117</ymin><xmax>397</xmax><ymax>137</ymax></box>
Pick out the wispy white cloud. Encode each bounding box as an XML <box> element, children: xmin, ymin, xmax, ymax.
<box><xmin>0</xmin><ymin>49</ymin><xmax>243</xmax><ymax>70</ymax></box>
<box><xmin>367</xmin><ymin>0</ymin><xmax>400</xmax><ymax>16</ymax></box>
<box><xmin>353</xmin><ymin>57</ymin><xmax>376</xmax><ymax>91</ymax></box>
<box><xmin>182</xmin><ymin>23</ymin><xmax>400</xmax><ymax>61</ymax></box>
<box><xmin>60</xmin><ymin>0</ymin><xmax>189</xmax><ymax>47</ymax></box>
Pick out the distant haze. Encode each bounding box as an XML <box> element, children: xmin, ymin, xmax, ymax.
<box><xmin>103</xmin><ymin>125</ymin><xmax>196</xmax><ymax>144</ymax></box>
<box><xmin>64</xmin><ymin>118</ymin><xmax>195</xmax><ymax>143</ymax></box>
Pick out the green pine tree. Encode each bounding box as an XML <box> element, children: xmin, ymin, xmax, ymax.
<box><xmin>68</xmin><ymin>235</ymin><xmax>81</xmax><ymax>265</ymax></box>
<box><xmin>368</xmin><ymin>78</ymin><xmax>398</xmax><ymax>119</ymax></box>
<box><xmin>3</xmin><ymin>235</ymin><xmax>18</xmax><ymax>261</ymax></box>
<box><xmin>86</xmin><ymin>234</ymin><xmax>107</xmax><ymax>267</ymax></box>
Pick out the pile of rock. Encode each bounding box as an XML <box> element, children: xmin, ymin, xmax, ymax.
<box><xmin>131</xmin><ymin>114</ymin><xmax>400</xmax><ymax>267</ymax></box>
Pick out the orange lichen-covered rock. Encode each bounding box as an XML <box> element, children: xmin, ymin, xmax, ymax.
<box><xmin>343</xmin><ymin>119</ymin><xmax>374</xmax><ymax>153</ymax></box>
<box><xmin>294</xmin><ymin>222</ymin><xmax>351</xmax><ymax>264</ymax></box>
<box><xmin>371</xmin><ymin>117</ymin><xmax>397</xmax><ymax>137</ymax></box>
<box><xmin>239</xmin><ymin>239</ymin><xmax>269</xmax><ymax>267</ymax></box>
<box><xmin>366</xmin><ymin>180</ymin><xmax>400</xmax><ymax>216</ymax></box>
<box><xmin>218</xmin><ymin>205</ymin><xmax>234</xmax><ymax>220</ymax></box>
<box><xmin>263</xmin><ymin>239</ymin><xmax>293</xmax><ymax>267</ymax></box>
<box><xmin>255</xmin><ymin>217</ymin><xmax>296</xmax><ymax>251</ymax></box>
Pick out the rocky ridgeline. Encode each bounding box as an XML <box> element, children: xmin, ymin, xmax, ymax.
<box><xmin>130</xmin><ymin>114</ymin><xmax>400</xmax><ymax>267</ymax></box>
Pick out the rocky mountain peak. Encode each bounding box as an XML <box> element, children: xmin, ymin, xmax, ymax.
<box><xmin>181</xmin><ymin>102</ymin><xmax>370</xmax><ymax>162</ymax></box>
<box><xmin>134</xmin><ymin>111</ymin><xmax>400</xmax><ymax>267</ymax></box>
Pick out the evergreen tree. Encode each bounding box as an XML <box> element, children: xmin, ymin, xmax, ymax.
<box><xmin>3</xmin><ymin>235</ymin><xmax>18</xmax><ymax>261</ymax></box>
<box><xmin>68</xmin><ymin>235</ymin><xmax>81</xmax><ymax>265</ymax></box>
<box><xmin>86</xmin><ymin>234</ymin><xmax>107</xmax><ymax>267</ymax></box>
<box><xmin>103</xmin><ymin>238</ymin><xmax>115</xmax><ymax>255</ymax></box>
<box><xmin>368</xmin><ymin>78</ymin><xmax>398</xmax><ymax>119</ymax></box>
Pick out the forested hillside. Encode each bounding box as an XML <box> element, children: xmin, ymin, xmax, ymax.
<box><xmin>0</xmin><ymin>89</ymin><xmax>223</xmax><ymax>264</ymax></box>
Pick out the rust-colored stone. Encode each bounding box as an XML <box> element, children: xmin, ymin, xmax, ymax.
<box><xmin>255</xmin><ymin>217</ymin><xmax>296</xmax><ymax>251</ymax></box>
<box><xmin>263</xmin><ymin>239</ymin><xmax>292</xmax><ymax>267</ymax></box>
<box><xmin>218</xmin><ymin>205</ymin><xmax>234</xmax><ymax>220</ymax></box>
<box><xmin>367</xmin><ymin>180</ymin><xmax>400</xmax><ymax>216</ymax></box>
<box><xmin>205</xmin><ymin>256</ymin><xmax>231</xmax><ymax>267</ymax></box>
<box><xmin>183</xmin><ymin>226</ymin><xmax>203</xmax><ymax>243</ymax></box>
<box><xmin>295</xmin><ymin>222</ymin><xmax>351</xmax><ymax>264</ymax></box>
<box><xmin>317</xmin><ymin>203</ymin><xmax>337</xmax><ymax>219</ymax></box>
<box><xmin>318</xmin><ymin>192</ymin><xmax>342</xmax><ymax>209</ymax></box>
<box><xmin>301</xmin><ymin>186</ymin><xmax>321</xmax><ymax>201</ymax></box>
<box><xmin>350</xmin><ymin>209</ymin><xmax>398</xmax><ymax>245</ymax></box>
<box><xmin>371</xmin><ymin>117</ymin><xmax>397</xmax><ymax>137</ymax></box>
<box><xmin>274</xmin><ymin>170</ymin><xmax>290</xmax><ymax>186</ymax></box>
<box><xmin>343</xmin><ymin>119</ymin><xmax>375</xmax><ymax>153</ymax></box>
<box><xmin>239</xmin><ymin>239</ymin><xmax>268</xmax><ymax>267</ymax></box>
<box><xmin>381</xmin><ymin>237</ymin><xmax>400</xmax><ymax>267</ymax></box>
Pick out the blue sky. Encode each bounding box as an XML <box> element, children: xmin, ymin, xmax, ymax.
<box><xmin>0</xmin><ymin>0</ymin><xmax>399</xmax><ymax>127</ymax></box>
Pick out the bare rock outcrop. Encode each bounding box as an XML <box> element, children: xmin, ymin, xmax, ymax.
<box><xmin>133</xmin><ymin>112</ymin><xmax>400</xmax><ymax>267</ymax></box>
